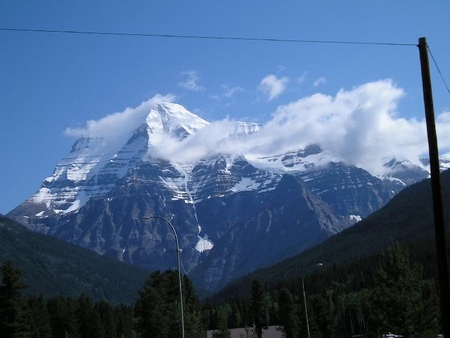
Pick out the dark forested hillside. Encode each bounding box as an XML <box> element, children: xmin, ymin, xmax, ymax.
<box><xmin>212</xmin><ymin>169</ymin><xmax>450</xmax><ymax>300</ymax></box>
<box><xmin>0</xmin><ymin>215</ymin><xmax>148</xmax><ymax>305</ymax></box>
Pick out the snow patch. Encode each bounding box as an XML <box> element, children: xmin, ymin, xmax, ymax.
<box><xmin>229</xmin><ymin>177</ymin><xmax>259</xmax><ymax>192</ymax></box>
<box><xmin>195</xmin><ymin>226</ymin><xmax>214</xmax><ymax>252</ymax></box>
<box><xmin>350</xmin><ymin>215</ymin><xmax>362</xmax><ymax>222</ymax></box>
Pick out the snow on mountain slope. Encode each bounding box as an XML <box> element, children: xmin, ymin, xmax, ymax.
<box><xmin>15</xmin><ymin>99</ymin><xmax>438</xmax><ymax>219</ymax></box>
<box><xmin>27</xmin><ymin>102</ymin><xmax>209</xmax><ymax>215</ymax></box>
<box><xmin>10</xmin><ymin>99</ymin><xmax>449</xmax><ymax>292</ymax></box>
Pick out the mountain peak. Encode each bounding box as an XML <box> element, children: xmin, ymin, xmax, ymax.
<box><xmin>146</xmin><ymin>102</ymin><xmax>209</xmax><ymax>137</ymax></box>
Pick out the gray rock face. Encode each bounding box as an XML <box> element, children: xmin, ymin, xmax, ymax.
<box><xmin>7</xmin><ymin>102</ymin><xmax>436</xmax><ymax>292</ymax></box>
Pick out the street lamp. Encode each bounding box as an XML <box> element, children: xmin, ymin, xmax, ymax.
<box><xmin>142</xmin><ymin>216</ymin><xmax>185</xmax><ymax>338</ymax></box>
<box><xmin>302</xmin><ymin>263</ymin><xmax>323</xmax><ymax>338</ymax></box>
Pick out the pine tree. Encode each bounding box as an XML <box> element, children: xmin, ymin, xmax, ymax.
<box><xmin>0</xmin><ymin>261</ymin><xmax>28</xmax><ymax>338</ymax></box>
<box><xmin>134</xmin><ymin>270</ymin><xmax>172</xmax><ymax>337</ymax></box>
<box><xmin>250</xmin><ymin>279</ymin><xmax>268</xmax><ymax>338</ymax></box>
<box><xmin>211</xmin><ymin>306</ymin><xmax>231</xmax><ymax>338</ymax></box>
<box><xmin>76</xmin><ymin>293</ymin><xmax>105</xmax><ymax>338</ymax></box>
<box><xmin>370</xmin><ymin>244</ymin><xmax>425</xmax><ymax>336</ymax></box>
<box><xmin>278</xmin><ymin>288</ymin><xmax>299</xmax><ymax>338</ymax></box>
<box><xmin>183</xmin><ymin>275</ymin><xmax>206</xmax><ymax>338</ymax></box>
<box><xmin>113</xmin><ymin>304</ymin><xmax>135</xmax><ymax>338</ymax></box>
<box><xmin>47</xmin><ymin>296</ymin><xmax>78</xmax><ymax>338</ymax></box>
<box><xmin>26</xmin><ymin>295</ymin><xmax>52</xmax><ymax>338</ymax></box>
<box><xmin>229</xmin><ymin>301</ymin><xmax>242</xmax><ymax>329</ymax></box>
<box><xmin>135</xmin><ymin>270</ymin><xmax>203</xmax><ymax>338</ymax></box>
<box><xmin>96</xmin><ymin>300</ymin><xmax>117</xmax><ymax>338</ymax></box>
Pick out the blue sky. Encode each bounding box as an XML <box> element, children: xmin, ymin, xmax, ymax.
<box><xmin>1</xmin><ymin>1</ymin><xmax>449</xmax><ymax>214</ymax></box>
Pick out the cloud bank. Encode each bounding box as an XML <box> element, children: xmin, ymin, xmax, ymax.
<box><xmin>156</xmin><ymin>80</ymin><xmax>450</xmax><ymax>175</ymax></box>
<box><xmin>65</xmin><ymin>80</ymin><xmax>450</xmax><ymax>176</ymax></box>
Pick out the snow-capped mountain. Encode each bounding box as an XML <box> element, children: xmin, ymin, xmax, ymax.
<box><xmin>8</xmin><ymin>101</ymin><xmax>442</xmax><ymax>292</ymax></box>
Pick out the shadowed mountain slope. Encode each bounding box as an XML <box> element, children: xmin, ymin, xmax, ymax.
<box><xmin>0</xmin><ymin>215</ymin><xmax>148</xmax><ymax>305</ymax></box>
<box><xmin>212</xmin><ymin>169</ymin><xmax>450</xmax><ymax>299</ymax></box>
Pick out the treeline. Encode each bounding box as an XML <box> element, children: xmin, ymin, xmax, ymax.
<box><xmin>1</xmin><ymin>242</ymin><xmax>446</xmax><ymax>337</ymax></box>
<box><xmin>0</xmin><ymin>263</ymin><xmax>205</xmax><ymax>338</ymax></box>
<box><xmin>205</xmin><ymin>243</ymin><xmax>444</xmax><ymax>338</ymax></box>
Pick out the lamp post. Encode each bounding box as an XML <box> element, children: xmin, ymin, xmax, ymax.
<box><xmin>302</xmin><ymin>263</ymin><xmax>323</xmax><ymax>338</ymax></box>
<box><xmin>142</xmin><ymin>216</ymin><xmax>185</xmax><ymax>338</ymax></box>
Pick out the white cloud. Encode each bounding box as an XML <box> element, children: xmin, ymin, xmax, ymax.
<box><xmin>313</xmin><ymin>77</ymin><xmax>326</xmax><ymax>87</ymax></box>
<box><xmin>64</xmin><ymin>93</ymin><xmax>176</xmax><ymax>139</ymax></box>
<box><xmin>152</xmin><ymin>80</ymin><xmax>450</xmax><ymax>176</ymax></box>
<box><xmin>64</xmin><ymin>81</ymin><xmax>450</xmax><ymax>178</ymax></box>
<box><xmin>250</xmin><ymin>79</ymin><xmax>431</xmax><ymax>174</ymax></box>
<box><xmin>151</xmin><ymin>119</ymin><xmax>239</xmax><ymax>162</ymax></box>
<box><xmin>259</xmin><ymin>74</ymin><xmax>289</xmax><ymax>101</ymax></box>
<box><xmin>179</xmin><ymin>71</ymin><xmax>204</xmax><ymax>92</ymax></box>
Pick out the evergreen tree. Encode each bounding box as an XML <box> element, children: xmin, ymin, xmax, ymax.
<box><xmin>135</xmin><ymin>270</ymin><xmax>203</xmax><ymax>338</ymax></box>
<box><xmin>336</xmin><ymin>289</ymin><xmax>371</xmax><ymax>337</ymax></box>
<box><xmin>26</xmin><ymin>295</ymin><xmax>52</xmax><ymax>338</ymax></box>
<box><xmin>250</xmin><ymin>279</ymin><xmax>268</xmax><ymax>338</ymax></box>
<box><xmin>113</xmin><ymin>304</ymin><xmax>135</xmax><ymax>338</ymax></box>
<box><xmin>370</xmin><ymin>244</ymin><xmax>425</xmax><ymax>336</ymax></box>
<box><xmin>310</xmin><ymin>292</ymin><xmax>337</xmax><ymax>338</ymax></box>
<box><xmin>278</xmin><ymin>288</ymin><xmax>298</xmax><ymax>338</ymax></box>
<box><xmin>0</xmin><ymin>261</ymin><xmax>28</xmax><ymax>338</ymax></box>
<box><xmin>76</xmin><ymin>293</ymin><xmax>99</xmax><ymax>338</ymax></box>
<box><xmin>183</xmin><ymin>275</ymin><xmax>206</xmax><ymax>338</ymax></box>
<box><xmin>229</xmin><ymin>301</ymin><xmax>242</xmax><ymax>329</ymax></box>
<box><xmin>211</xmin><ymin>306</ymin><xmax>231</xmax><ymax>338</ymax></box>
<box><xmin>135</xmin><ymin>271</ymin><xmax>173</xmax><ymax>337</ymax></box>
<box><xmin>306</xmin><ymin>294</ymin><xmax>323</xmax><ymax>338</ymax></box>
<box><xmin>95</xmin><ymin>300</ymin><xmax>117</xmax><ymax>338</ymax></box>
<box><xmin>47</xmin><ymin>296</ymin><xmax>78</xmax><ymax>338</ymax></box>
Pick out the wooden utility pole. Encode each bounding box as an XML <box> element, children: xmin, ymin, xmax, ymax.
<box><xmin>418</xmin><ymin>36</ymin><xmax>450</xmax><ymax>337</ymax></box>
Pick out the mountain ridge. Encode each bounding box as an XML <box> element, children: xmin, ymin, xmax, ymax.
<box><xmin>8</xmin><ymin>101</ymin><xmax>448</xmax><ymax>292</ymax></box>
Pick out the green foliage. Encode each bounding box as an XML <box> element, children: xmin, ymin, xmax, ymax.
<box><xmin>278</xmin><ymin>288</ymin><xmax>298</xmax><ymax>338</ymax></box>
<box><xmin>183</xmin><ymin>275</ymin><xmax>207</xmax><ymax>338</ymax></box>
<box><xmin>134</xmin><ymin>270</ymin><xmax>178</xmax><ymax>337</ymax></box>
<box><xmin>0</xmin><ymin>261</ymin><xmax>28</xmax><ymax>337</ymax></box>
<box><xmin>0</xmin><ymin>261</ymin><xmax>138</xmax><ymax>337</ymax></box>
<box><xmin>205</xmin><ymin>242</ymin><xmax>443</xmax><ymax>337</ymax></box>
<box><xmin>211</xmin><ymin>306</ymin><xmax>231</xmax><ymax>338</ymax></box>
<box><xmin>250</xmin><ymin>279</ymin><xmax>269</xmax><ymax>338</ymax></box>
<box><xmin>26</xmin><ymin>295</ymin><xmax>52</xmax><ymax>338</ymax></box>
<box><xmin>369</xmin><ymin>244</ymin><xmax>435</xmax><ymax>336</ymax></box>
<box><xmin>135</xmin><ymin>269</ymin><xmax>205</xmax><ymax>338</ymax></box>
<box><xmin>0</xmin><ymin>215</ymin><xmax>148</xmax><ymax>305</ymax></box>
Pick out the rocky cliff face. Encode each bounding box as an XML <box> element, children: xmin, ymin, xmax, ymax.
<box><xmin>8</xmin><ymin>101</ymin><xmax>437</xmax><ymax>292</ymax></box>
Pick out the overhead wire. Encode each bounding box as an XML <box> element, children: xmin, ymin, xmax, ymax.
<box><xmin>2</xmin><ymin>27</ymin><xmax>448</xmax><ymax>98</ymax></box>
<box><xmin>427</xmin><ymin>46</ymin><xmax>450</xmax><ymax>96</ymax></box>
<box><xmin>0</xmin><ymin>27</ymin><xmax>417</xmax><ymax>47</ymax></box>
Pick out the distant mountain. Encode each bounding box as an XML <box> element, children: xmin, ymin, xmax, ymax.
<box><xmin>7</xmin><ymin>101</ymin><xmax>448</xmax><ymax>292</ymax></box>
<box><xmin>212</xmin><ymin>169</ymin><xmax>450</xmax><ymax>299</ymax></box>
<box><xmin>0</xmin><ymin>215</ymin><xmax>148</xmax><ymax>305</ymax></box>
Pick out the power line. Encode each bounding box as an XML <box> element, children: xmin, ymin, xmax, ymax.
<box><xmin>427</xmin><ymin>46</ymin><xmax>450</xmax><ymax>96</ymax></box>
<box><xmin>0</xmin><ymin>27</ymin><xmax>417</xmax><ymax>47</ymax></box>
